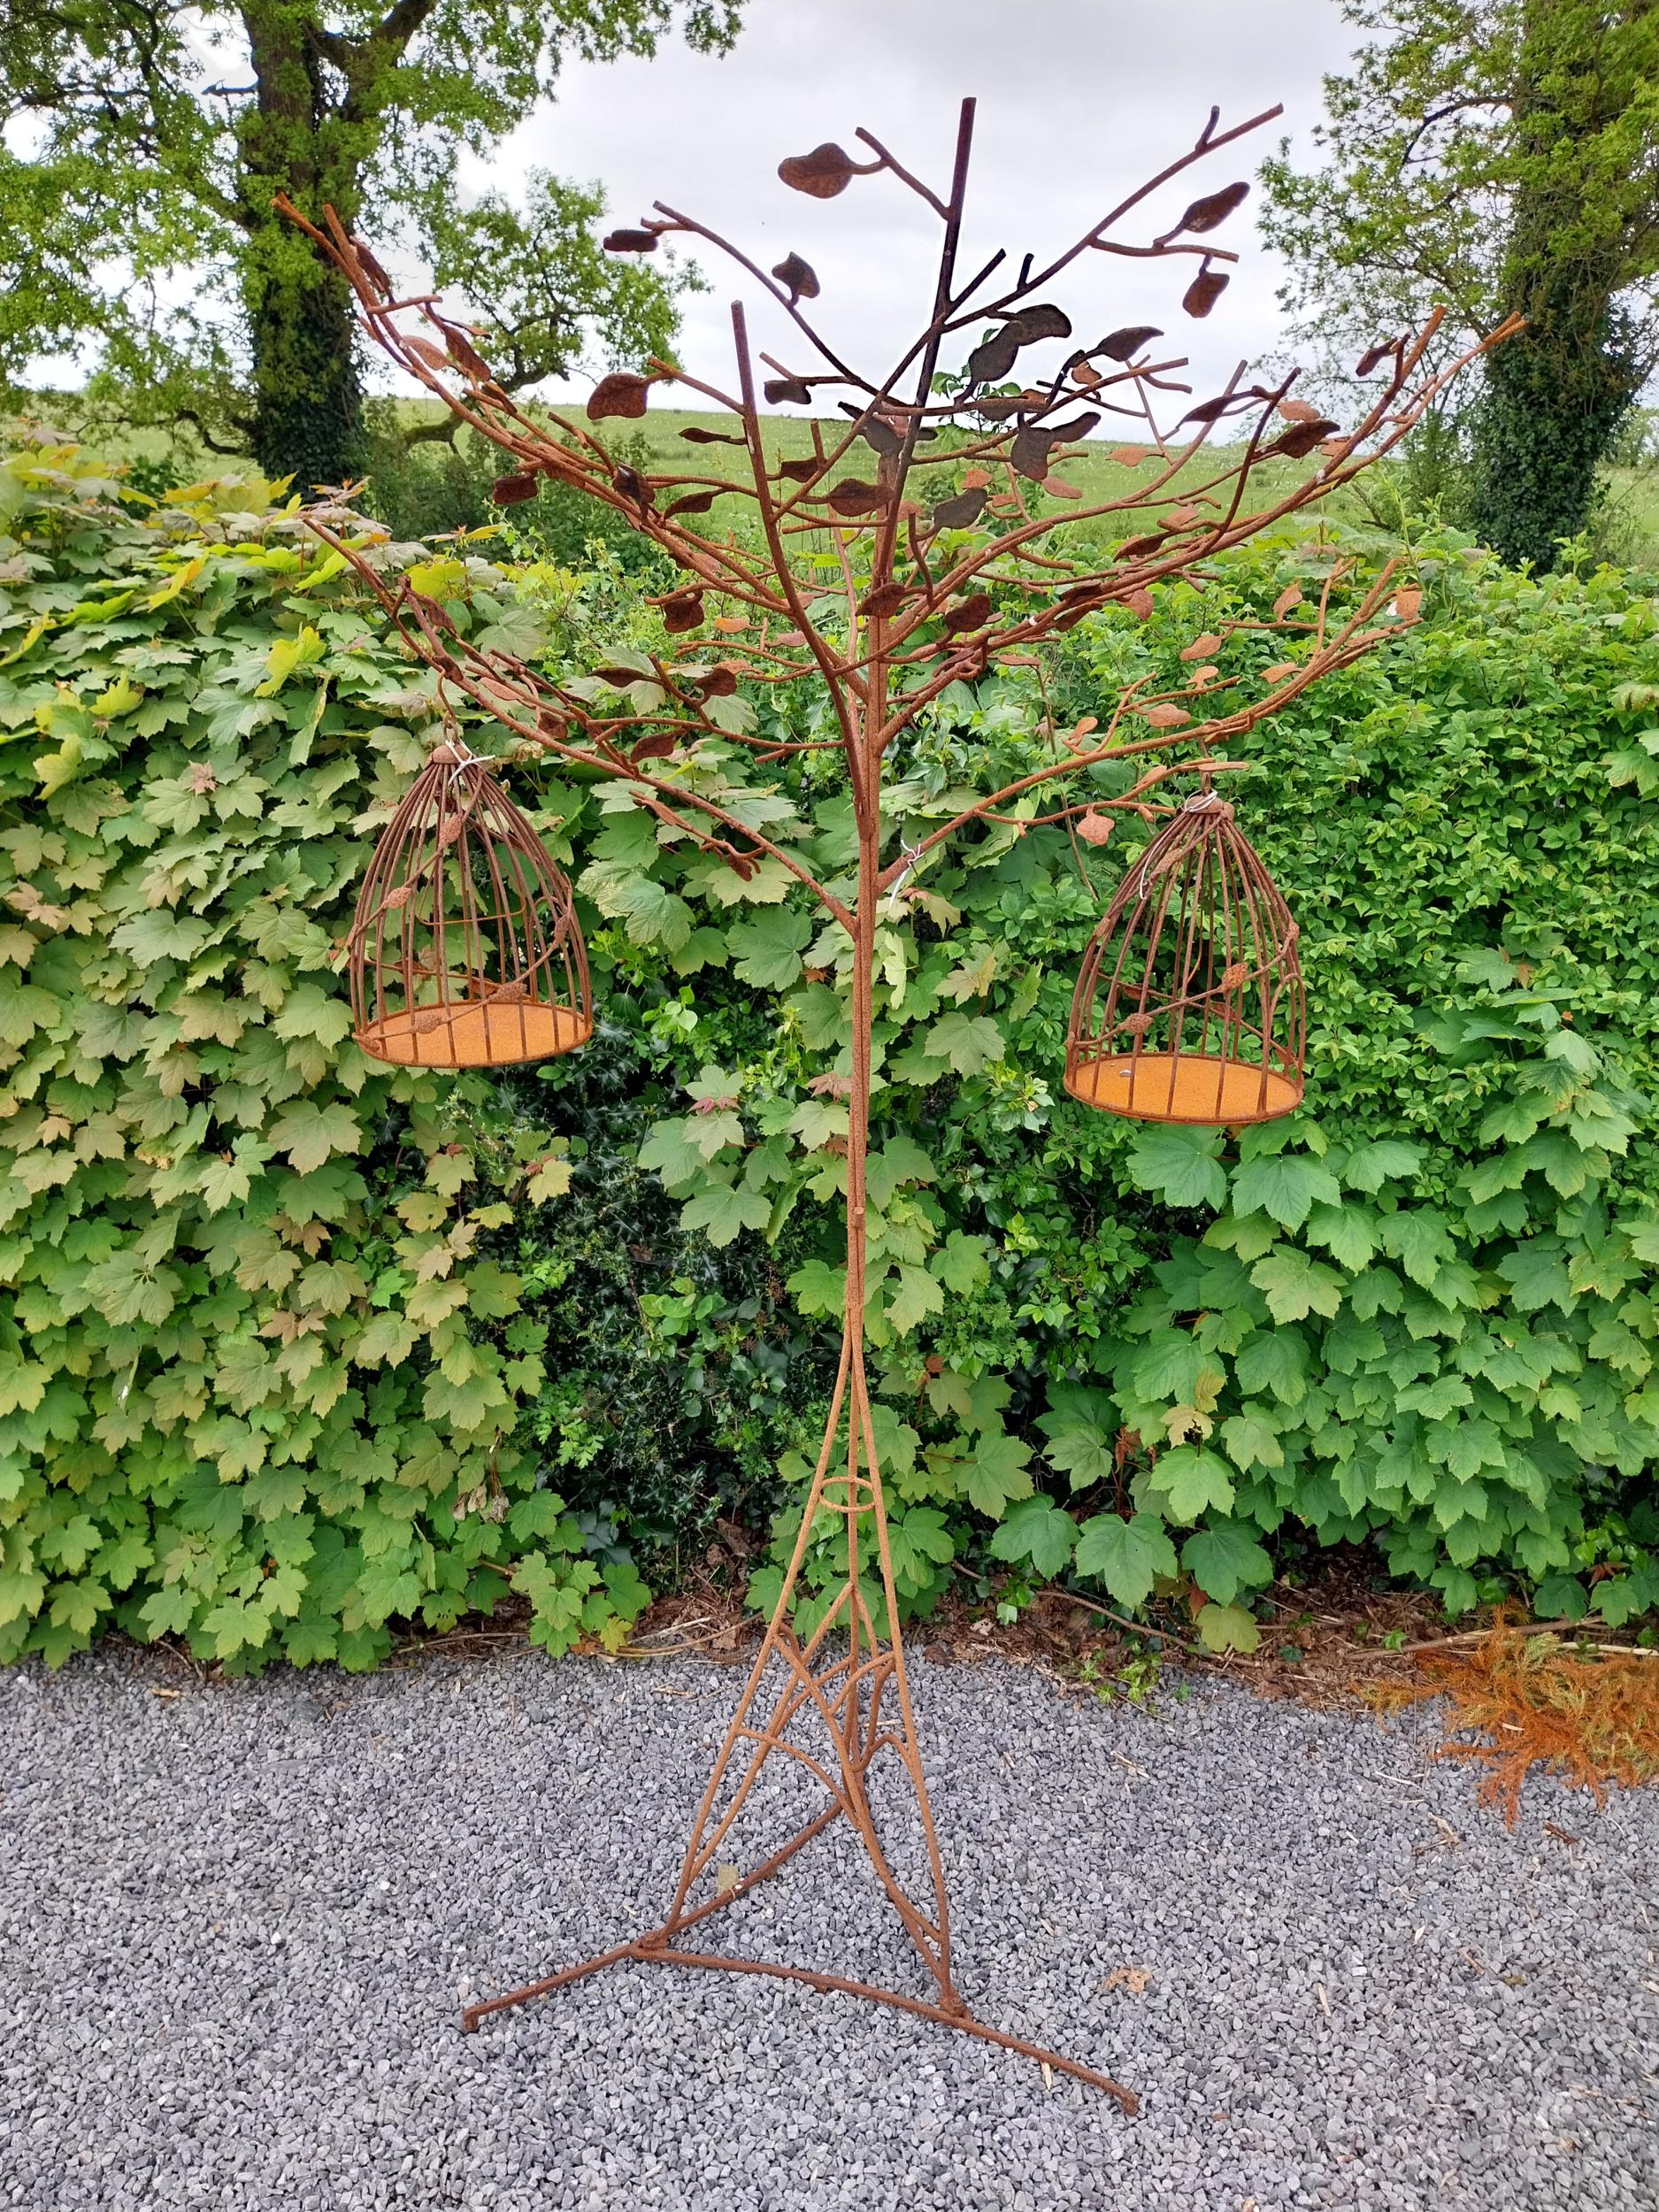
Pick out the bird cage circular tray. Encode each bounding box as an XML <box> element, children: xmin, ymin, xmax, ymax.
<box><xmin>1065</xmin><ymin>789</ymin><xmax>1304</xmax><ymax>1125</ymax></box>
<box><xmin>349</xmin><ymin>741</ymin><xmax>592</xmax><ymax>1070</ymax></box>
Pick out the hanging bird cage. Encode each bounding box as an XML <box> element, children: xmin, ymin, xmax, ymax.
<box><xmin>1064</xmin><ymin>789</ymin><xmax>1304</xmax><ymax>1125</ymax></box>
<box><xmin>349</xmin><ymin>741</ymin><xmax>592</xmax><ymax>1070</ymax></box>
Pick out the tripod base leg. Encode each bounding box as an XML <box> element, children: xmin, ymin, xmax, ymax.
<box><xmin>459</xmin><ymin>1936</ymin><xmax>1137</xmax><ymax>2115</ymax></box>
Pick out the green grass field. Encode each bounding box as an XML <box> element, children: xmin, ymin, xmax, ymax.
<box><xmin>12</xmin><ymin>394</ymin><xmax>1659</xmax><ymax>565</ymax></box>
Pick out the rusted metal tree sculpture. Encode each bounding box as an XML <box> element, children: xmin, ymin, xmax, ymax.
<box><xmin>282</xmin><ymin>98</ymin><xmax>1513</xmax><ymax>2109</ymax></box>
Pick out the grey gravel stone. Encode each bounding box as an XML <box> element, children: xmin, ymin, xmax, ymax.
<box><xmin>1</xmin><ymin>1647</ymin><xmax>1655</xmax><ymax>2210</ymax></box>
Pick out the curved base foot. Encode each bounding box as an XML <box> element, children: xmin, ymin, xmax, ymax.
<box><xmin>459</xmin><ymin>1936</ymin><xmax>1138</xmax><ymax>2115</ymax></box>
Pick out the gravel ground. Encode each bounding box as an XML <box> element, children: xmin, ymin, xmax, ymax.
<box><xmin>3</xmin><ymin>1644</ymin><xmax>1655</xmax><ymax>2212</ymax></box>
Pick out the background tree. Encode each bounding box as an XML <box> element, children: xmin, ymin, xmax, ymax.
<box><xmin>1260</xmin><ymin>0</ymin><xmax>1659</xmax><ymax>569</ymax></box>
<box><xmin>0</xmin><ymin>0</ymin><xmax>741</xmax><ymax>489</ymax></box>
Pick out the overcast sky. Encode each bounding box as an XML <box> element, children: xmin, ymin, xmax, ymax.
<box><xmin>478</xmin><ymin>0</ymin><xmax>1361</xmax><ymax>416</ymax></box>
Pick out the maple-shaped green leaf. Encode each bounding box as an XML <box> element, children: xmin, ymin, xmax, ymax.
<box><xmin>1130</xmin><ymin>1331</ymin><xmax>1217</xmax><ymax>1406</ymax></box>
<box><xmin>866</xmin><ymin>1133</ymin><xmax>935</xmax><ymax>1208</ymax></box>
<box><xmin>959</xmin><ymin>1425</ymin><xmax>1033</xmax><ymax>1517</ymax></box>
<box><xmin>886</xmin><ymin>1263</ymin><xmax>944</xmax><ymax>1333</ymax></box>
<box><xmin>1127</xmin><ymin>1124</ymin><xmax>1227</xmax><ymax>1210</ymax></box>
<box><xmin>1496</xmin><ymin>1239</ymin><xmax>1573</xmax><ymax>1312</ymax></box>
<box><xmin>1038</xmin><ymin>1388</ymin><xmax>1117</xmax><ymax>1490</ymax></box>
<box><xmin>1342</xmin><ymin>1140</ymin><xmax>1425</xmax><ymax>1194</ymax></box>
<box><xmin>1250</xmin><ymin>1246</ymin><xmax>1345</xmax><ymax>1325</ymax></box>
<box><xmin>1231</xmin><ymin>1152</ymin><xmax>1340</xmax><ymax>1232</ymax></box>
<box><xmin>787</xmin><ymin>1257</ymin><xmax>847</xmax><ymax>1317</ymax></box>
<box><xmin>1377</xmin><ymin>1209</ymin><xmax>1453</xmax><ymax>1289</ymax></box>
<box><xmin>1073</xmin><ymin>1511</ymin><xmax>1178</xmax><ymax>1608</ymax></box>
<box><xmin>680</xmin><ymin>1180</ymin><xmax>770</xmax><ymax>1248</ymax></box>
<box><xmin>989</xmin><ymin>1494</ymin><xmax>1078</xmax><ymax>1578</ymax></box>
<box><xmin>728</xmin><ymin>907</ymin><xmax>812</xmax><ymax>989</ymax></box>
<box><xmin>1217</xmin><ymin>1407</ymin><xmax>1283</xmax><ymax>1471</ymax></box>
<box><xmin>272</xmin><ymin>982</ymin><xmax>352</xmax><ymax>1048</ymax></box>
<box><xmin>923</xmin><ymin>1010</ymin><xmax>1004</xmax><ymax>1074</ymax></box>
<box><xmin>887</xmin><ymin>1505</ymin><xmax>956</xmax><ymax>1587</ymax></box>
<box><xmin>270</xmin><ymin>1100</ymin><xmax>361</xmax><ymax>1174</ymax></box>
<box><xmin>1303</xmin><ymin>1201</ymin><xmax>1376</xmax><ymax>1272</ymax></box>
<box><xmin>353</xmin><ymin>1312</ymin><xmax>417</xmax><ymax>1366</ymax></box>
<box><xmin>932</xmin><ymin>1231</ymin><xmax>990</xmax><ymax>1294</ymax></box>
<box><xmin>1194</xmin><ymin>1601</ymin><xmax>1260</xmax><ymax>1654</ymax></box>
<box><xmin>1148</xmin><ymin>1444</ymin><xmax>1235</xmax><ymax>1524</ymax></box>
<box><xmin>1181</xmin><ymin>1521</ymin><xmax>1273</xmax><ymax>1605</ymax></box>
<box><xmin>637</xmin><ymin>1117</ymin><xmax>710</xmax><ymax>1188</ymax></box>
<box><xmin>787</xmin><ymin>1095</ymin><xmax>849</xmax><ymax>1149</ymax></box>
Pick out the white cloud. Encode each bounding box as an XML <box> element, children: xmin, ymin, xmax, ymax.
<box><xmin>477</xmin><ymin>0</ymin><xmax>1358</xmax><ymax>417</ymax></box>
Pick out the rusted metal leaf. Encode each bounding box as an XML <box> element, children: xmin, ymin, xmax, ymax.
<box><xmin>1180</xmin><ymin>632</ymin><xmax>1223</xmax><ymax>661</ymax></box>
<box><xmin>1007</xmin><ymin>302</ymin><xmax>1072</xmax><ymax>344</ymax></box>
<box><xmin>931</xmin><ymin>487</ymin><xmax>987</xmax><ymax>530</ymax></box>
<box><xmin>492</xmin><ymin>473</ymin><xmax>539</xmax><ymax>506</ymax></box>
<box><xmin>858</xmin><ymin>581</ymin><xmax>910</xmax><ymax>618</ymax></box>
<box><xmin>1077</xmin><ymin>809</ymin><xmax>1116</xmax><ymax>846</ymax></box>
<box><xmin>404</xmin><ymin>334</ymin><xmax>453</xmax><ymax>375</ymax></box>
<box><xmin>1278</xmin><ymin>397</ymin><xmax>1324</xmax><ymax>425</ymax></box>
<box><xmin>825</xmin><ymin>479</ymin><xmax>887</xmax><ymax>517</ymax></box>
<box><xmin>696</xmin><ymin>664</ymin><xmax>739</xmax><ymax>697</ymax></box>
<box><xmin>588</xmin><ymin>372</ymin><xmax>651</xmax><ymax>420</ymax></box>
<box><xmin>941</xmin><ymin>590</ymin><xmax>993</xmax><ymax>634</ymax></box>
<box><xmin>1356</xmin><ymin>338</ymin><xmax>1402</xmax><ymax>376</ymax></box>
<box><xmin>1170</xmin><ymin>180</ymin><xmax>1248</xmax><ymax>235</ymax></box>
<box><xmin>1142</xmin><ymin>702</ymin><xmax>1190</xmax><ymax>726</ymax></box>
<box><xmin>966</xmin><ymin>327</ymin><xmax>1023</xmax><ymax>384</ymax></box>
<box><xmin>662</xmin><ymin>590</ymin><xmax>706</xmax><ymax>633</ymax></box>
<box><xmin>776</xmin><ymin>457</ymin><xmax>822</xmax><ymax>482</ymax></box>
<box><xmin>1071</xmin><ymin>362</ymin><xmax>1103</xmax><ymax>388</ymax></box>
<box><xmin>631</xmin><ymin>732</ymin><xmax>678</xmax><ymax>760</ymax></box>
<box><xmin>1271</xmin><ymin>419</ymin><xmax>1340</xmax><ymax>458</ymax></box>
<box><xmin>1392</xmin><ymin>587</ymin><xmax>1423</xmax><ymax>621</ymax></box>
<box><xmin>680</xmin><ymin>426</ymin><xmax>745</xmax><ymax>445</ymax></box>
<box><xmin>779</xmin><ymin>142</ymin><xmax>859</xmax><ymax>198</ymax></box>
<box><xmin>349</xmin><ymin>236</ymin><xmax>392</xmax><ymax>296</ymax></box>
<box><xmin>612</xmin><ymin>465</ymin><xmax>651</xmax><ymax>506</ymax></box>
<box><xmin>1117</xmin><ymin>530</ymin><xmax>1169</xmax><ymax>557</ymax></box>
<box><xmin>1096</xmin><ymin>325</ymin><xmax>1162</xmax><ymax>361</ymax></box>
<box><xmin>664</xmin><ymin>490</ymin><xmax>718</xmax><ymax>517</ymax></box>
<box><xmin>1122</xmin><ymin>587</ymin><xmax>1156</xmax><ymax>618</ymax></box>
<box><xmin>439</xmin><ymin>323</ymin><xmax>491</xmax><ymax>380</ymax></box>
<box><xmin>1108</xmin><ymin>444</ymin><xmax>1148</xmax><ymax>466</ymax></box>
<box><xmin>1272</xmin><ymin>585</ymin><xmax>1303</xmax><ymax>618</ymax></box>
<box><xmin>603</xmin><ymin>227</ymin><xmax>658</xmax><ymax>253</ymax></box>
<box><xmin>772</xmin><ymin>251</ymin><xmax>820</xmax><ymax>303</ymax></box>
<box><xmin>764</xmin><ymin>375</ymin><xmax>813</xmax><ymax>406</ymax></box>
<box><xmin>1181</xmin><ymin>268</ymin><xmax>1230</xmax><ymax>319</ymax></box>
<box><xmin>1044</xmin><ymin>477</ymin><xmax>1083</xmax><ymax>499</ymax></box>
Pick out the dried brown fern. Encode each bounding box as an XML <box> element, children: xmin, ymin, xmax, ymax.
<box><xmin>1371</xmin><ymin>1618</ymin><xmax>1659</xmax><ymax>1827</ymax></box>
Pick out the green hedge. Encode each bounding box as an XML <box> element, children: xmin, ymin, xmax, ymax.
<box><xmin>1</xmin><ymin>439</ymin><xmax>1656</xmax><ymax>1671</ymax></box>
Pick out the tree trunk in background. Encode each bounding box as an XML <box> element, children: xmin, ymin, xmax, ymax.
<box><xmin>241</xmin><ymin>2</ymin><xmax>365</xmax><ymax>490</ymax></box>
<box><xmin>1471</xmin><ymin>3</ymin><xmax>1642</xmax><ymax>569</ymax></box>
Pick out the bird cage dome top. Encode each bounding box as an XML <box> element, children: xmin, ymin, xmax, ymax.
<box><xmin>1064</xmin><ymin>787</ymin><xmax>1304</xmax><ymax>1126</ymax></box>
<box><xmin>348</xmin><ymin>739</ymin><xmax>592</xmax><ymax>1070</ymax></box>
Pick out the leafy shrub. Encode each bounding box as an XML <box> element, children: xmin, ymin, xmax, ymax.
<box><xmin>0</xmin><ymin>440</ymin><xmax>651</xmax><ymax>1668</ymax></box>
<box><xmin>2</xmin><ymin>440</ymin><xmax>1656</xmax><ymax>1672</ymax></box>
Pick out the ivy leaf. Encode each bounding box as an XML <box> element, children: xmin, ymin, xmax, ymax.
<box><xmin>680</xmin><ymin>1180</ymin><xmax>770</xmax><ymax>1248</ymax></box>
<box><xmin>1250</xmin><ymin>1246</ymin><xmax>1345</xmax><ymax>1325</ymax></box>
<box><xmin>1148</xmin><ymin>1445</ymin><xmax>1235</xmax><ymax>1525</ymax></box>
<box><xmin>988</xmin><ymin>1495</ymin><xmax>1079</xmax><ymax>1578</ymax></box>
<box><xmin>1181</xmin><ymin>1522</ymin><xmax>1272</xmax><ymax>1605</ymax></box>
<box><xmin>1073</xmin><ymin>1511</ymin><xmax>1177</xmax><ymax>1607</ymax></box>
<box><xmin>1231</xmin><ymin>1153</ymin><xmax>1340</xmax><ymax>1232</ymax></box>
<box><xmin>1126</xmin><ymin>1124</ymin><xmax>1227</xmax><ymax>1210</ymax></box>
